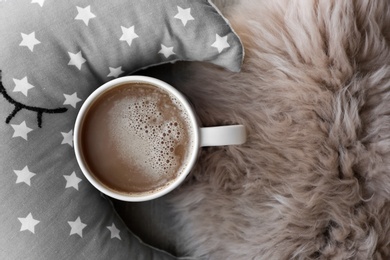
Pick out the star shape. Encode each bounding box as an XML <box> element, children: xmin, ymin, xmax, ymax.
<box><xmin>11</xmin><ymin>121</ymin><xmax>33</xmax><ymax>140</ymax></box>
<box><xmin>18</xmin><ymin>213</ymin><xmax>40</xmax><ymax>234</ymax></box>
<box><xmin>174</xmin><ymin>6</ymin><xmax>194</xmax><ymax>26</ymax></box>
<box><xmin>68</xmin><ymin>217</ymin><xmax>87</xmax><ymax>237</ymax></box>
<box><xmin>31</xmin><ymin>0</ymin><xmax>45</xmax><ymax>7</ymax></box>
<box><xmin>158</xmin><ymin>44</ymin><xmax>176</xmax><ymax>58</ymax></box>
<box><xmin>107</xmin><ymin>66</ymin><xmax>124</xmax><ymax>78</ymax></box>
<box><xmin>19</xmin><ymin>32</ymin><xmax>41</xmax><ymax>52</ymax></box>
<box><xmin>13</xmin><ymin>77</ymin><xmax>35</xmax><ymax>96</ymax></box>
<box><xmin>107</xmin><ymin>223</ymin><xmax>121</xmax><ymax>240</ymax></box>
<box><xmin>211</xmin><ymin>34</ymin><xmax>230</xmax><ymax>53</ymax></box>
<box><xmin>63</xmin><ymin>92</ymin><xmax>82</xmax><ymax>108</ymax></box>
<box><xmin>14</xmin><ymin>166</ymin><xmax>36</xmax><ymax>186</ymax></box>
<box><xmin>61</xmin><ymin>130</ymin><xmax>73</xmax><ymax>147</ymax></box>
<box><xmin>68</xmin><ymin>51</ymin><xmax>86</xmax><ymax>70</ymax></box>
<box><xmin>75</xmin><ymin>6</ymin><xmax>96</xmax><ymax>26</ymax></box>
<box><xmin>119</xmin><ymin>26</ymin><xmax>139</xmax><ymax>47</ymax></box>
<box><xmin>64</xmin><ymin>172</ymin><xmax>82</xmax><ymax>190</ymax></box>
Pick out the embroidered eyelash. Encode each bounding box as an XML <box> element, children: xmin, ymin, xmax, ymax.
<box><xmin>0</xmin><ymin>71</ymin><xmax>68</xmax><ymax>128</ymax></box>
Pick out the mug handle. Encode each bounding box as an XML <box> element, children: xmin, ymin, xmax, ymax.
<box><xmin>200</xmin><ymin>125</ymin><xmax>247</xmax><ymax>147</ymax></box>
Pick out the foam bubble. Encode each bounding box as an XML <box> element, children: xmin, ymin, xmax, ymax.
<box><xmin>107</xmin><ymin>84</ymin><xmax>193</xmax><ymax>182</ymax></box>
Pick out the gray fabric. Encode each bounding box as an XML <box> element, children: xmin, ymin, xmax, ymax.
<box><xmin>0</xmin><ymin>0</ymin><xmax>243</xmax><ymax>259</ymax></box>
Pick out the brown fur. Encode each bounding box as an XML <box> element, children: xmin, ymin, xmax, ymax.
<box><xmin>167</xmin><ymin>0</ymin><xmax>390</xmax><ymax>259</ymax></box>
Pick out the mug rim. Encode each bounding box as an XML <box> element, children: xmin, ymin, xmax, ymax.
<box><xmin>74</xmin><ymin>76</ymin><xmax>200</xmax><ymax>202</ymax></box>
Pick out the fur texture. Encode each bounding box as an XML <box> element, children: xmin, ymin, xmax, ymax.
<box><xmin>168</xmin><ymin>0</ymin><xmax>390</xmax><ymax>259</ymax></box>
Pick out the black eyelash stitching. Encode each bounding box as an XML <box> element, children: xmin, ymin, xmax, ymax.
<box><xmin>0</xmin><ymin>70</ymin><xmax>68</xmax><ymax>128</ymax></box>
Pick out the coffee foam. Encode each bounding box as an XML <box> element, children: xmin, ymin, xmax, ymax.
<box><xmin>108</xmin><ymin>85</ymin><xmax>193</xmax><ymax>184</ymax></box>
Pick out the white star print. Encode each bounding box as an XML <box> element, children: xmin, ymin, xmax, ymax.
<box><xmin>68</xmin><ymin>51</ymin><xmax>86</xmax><ymax>70</ymax></box>
<box><xmin>14</xmin><ymin>166</ymin><xmax>36</xmax><ymax>186</ymax></box>
<box><xmin>107</xmin><ymin>223</ymin><xmax>121</xmax><ymax>240</ymax></box>
<box><xmin>68</xmin><ymin>217</ymin><xmax>87</xmax><ymax>237</ymax></box>
<box><xmin>158</xmin><ymin>44</ymin><xmax>176</xmax><ymax>58</ymax></box>
<box><xmin>174</xmin><ymin>6</ymin><xmax>194</xmax><ymax>26</ymax></box>
<box><xmin>31</xmin><ymin>0</ymin><xmax>45</xmax><ymax>7</ymax></box>
<box><xmin>211</xmin><ymin>34</ymin><xmax>230</xmax><ymax>53</ymax></box>
<box><xmin>18</xmin><ymin>213</ymin><xmax>40</xmax><ymax>234</ymax></box>
<box><xmin>11</xmin><ymin>121</ymin><xmax>33</xmax><ymax>140</ymax></box>
<box><xmin>63</xmin><ymin>92</ymin><xmax>82</xmax><ymax>108</ymax></box>
<box><xmin>119</xmin><ymin>26</ymin><xmax>139</xmax><ymax>47</ymax></box>
<box><xmin>64</xmin><ymin>172</ymin><xmax>82</xmax><ymax>190</ymax></box>
<box><xmin>107</xmin><ymin>66</ymin><xmax>124</xmax><ymax>78</ymax></box>
<box><xmin>75</xmin><ymin>6</ymin><xmax>96</xmax><ymax>26</ymax></box>
<box><xmin>19</xmin><ymin>32</ymin><xmax>41</xmax><ymax>52</ymax></box>
<box><xmin>61</xmin><ymin>130</ymin><xmax>73</xmax><ymax>147</ymax></box>
<box><xmin>13</xmin><ymin>77</ymin><xmax>35</xmax><ymax>96</ymax></box>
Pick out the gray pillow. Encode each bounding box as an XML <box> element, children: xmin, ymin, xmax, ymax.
<box><xmin>0</xmin><ymin>0</ymin><xmax>243</xmax><ymax>259</ymax></box>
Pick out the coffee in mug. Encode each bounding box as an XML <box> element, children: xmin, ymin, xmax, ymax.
<box><xmin>80</xmin><ymin>82</ymin><xmax>194</xmax><ymax>195</ymax></box>
<box><xmin>74</xmin><ymin>76</ymin><xmax>246</xmax><ymax>201</ymax></box>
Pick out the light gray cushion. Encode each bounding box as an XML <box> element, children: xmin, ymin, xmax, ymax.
<box><xmin>0</xmin><ymin>0</ymin><xmax>243</xmax><ymax>259</ymax></box>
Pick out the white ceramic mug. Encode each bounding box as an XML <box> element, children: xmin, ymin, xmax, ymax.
<box><xmin>74</xmin><ymin>76</ymin><xmax>246</xmax><ymax>202</ymax></box>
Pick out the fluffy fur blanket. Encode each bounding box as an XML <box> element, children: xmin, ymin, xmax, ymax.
<box><xmin>168</xmin><ymin>0</ymin><xmax>390</xmax><ymax>259</ymax></box>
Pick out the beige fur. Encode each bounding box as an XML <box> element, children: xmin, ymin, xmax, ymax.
<box><xmin>168</xmin><ymin>0</ymin><xmax>390</xmax><ymax>259</ymax></box>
